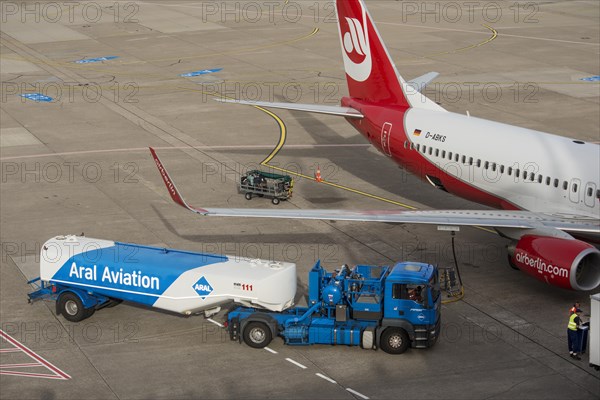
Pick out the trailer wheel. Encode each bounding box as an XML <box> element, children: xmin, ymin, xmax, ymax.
<box><xmin>245</xmin><ymin>193</ymin><xmax>252</xmax><ymax>200</ymax></box>
<box><xmin>271</xmin><ymin>198</ymin><xmax>280</xmax><ymax>205</ymax></box>
<box><xmin>58</xmin><ymin>292</ymin><xmax>90</xmax><ymax>322</ymax></box>
<box><xmin>380</xmin><ymin>328</ymin><xmax>410</xmax><ymax>354</ymax></box>
<box><xmin>105</xmin><ymin>299</ymin><xmax>123</xmax><ymax>308</ymax></box>
<box><xmin>243</xmin><ymin>321</ymin><xmax>272</xmax><ymax>349</ymax></box>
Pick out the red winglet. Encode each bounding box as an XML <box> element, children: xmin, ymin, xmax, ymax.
<box><xmin>149</xmin><ymin>147</ymin><xmax>208</xmax><ymax>214</ymax></box>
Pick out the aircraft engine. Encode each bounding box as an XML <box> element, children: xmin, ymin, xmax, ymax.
<box><xmin>509</xmin><ymin>235</ymin><xmax>600</xmax><ymax>291</ymax></box>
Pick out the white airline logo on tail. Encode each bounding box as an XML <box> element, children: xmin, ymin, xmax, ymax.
<box><xmin>340</xmin><ymin>7</ymin><xmax>371</xmax><ymax>82</ymax></box>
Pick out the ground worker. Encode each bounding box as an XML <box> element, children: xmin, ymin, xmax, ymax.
<box><xmin>569</xmin><ymin>301</ymin><xmax>581</xmax><ymax>315</ymax></box>
<box><xmin>567</xmin><ymin>308</ymin><xmax>583</xmax><ymax>360</ymax></box>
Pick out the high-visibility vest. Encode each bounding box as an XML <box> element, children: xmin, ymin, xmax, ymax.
<box><xmin>568</xmin><ymin>314</ymin><xmax>578</xmax><ymax>331</ymax></box>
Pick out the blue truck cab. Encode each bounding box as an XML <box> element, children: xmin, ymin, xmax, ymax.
<box><xmin>227</xmin><ymin>261</ymin><xmax>441</xmax><ymax>354</ymax></box>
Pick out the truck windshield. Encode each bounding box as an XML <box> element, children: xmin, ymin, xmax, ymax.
<box><xmin>430</xmin><ymin>275</ymin><xmax>440</xmax><ymax>304</ymax></box>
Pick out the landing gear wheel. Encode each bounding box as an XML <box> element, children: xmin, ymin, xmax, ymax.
<box><xmin>380</xmin><ymin>328</ymin><xmax>410</xmax><ymax>354</ymax></box>
<box><xmin>58</xmin><ymin>292</ymin><xmax>91</xmax><ymax>322</ymax></box>
<box><xmin>245</xmin><ymin>193</ymin><xmax>252</xmax><ymax>200</ymax></box>
<box><xmin>507</xmin><ymin>253</ymin><xmax>519</xmax><ymax>270</ymax></box>
<box><xmin>271</xmin><ymin>198</ymin><xmax>280</xmax><ymax>205</ymax></box>
<box><xmin>243</xmin><ymin>321</ymin><xmax>272</xmax><ymax>349</ymax></box>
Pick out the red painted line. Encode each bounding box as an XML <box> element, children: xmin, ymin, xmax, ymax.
<box><xmin>0</xmin><ymin>363</ymin><xmax>43</xmax><ymax>369</ymax></box>
<box><xmin>0</xmin><ymin>370</ymin><xmax>67</xmax><ymax>379</ymax></box>
<box><xmin>0</xmin><ymin>348</ymin><xmax>21</xmax><ymax>353</ymax></box>
<box><xmin>0</xmin><ymin>330</ymin><xmax>71</xmax><ymax>380</ymax></box>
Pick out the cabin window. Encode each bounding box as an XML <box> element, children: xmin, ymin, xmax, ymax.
<box><xmin>410</xmin><ymin>143</ymin><xmax>415</xmax><ymax>150</ymax></box>
<box><xmin>428</xmin><ymin>147</ymin><xmax>433</xmax><ymax>155</ymax></box>
<box><xmin>587</xmin><ymin>187</ymin><xmax>593</xmax><ymax>197</ymax></box>
<box><xmin>500</xmin><ymin>165</ymin><xmax>505</xmax><ymax>174</ymax></box>
<box><xmin>448</xmin><ymin>152</ymin><xmax>453</xmax><ymax>160</ymax></box>
<box><xmin>492</xmin><ymin>163</ymin><xmax>497</xmax><ymax>172</ymax></box>
<box><xmin>476</xmin><ymin>159</ymin><xmax>481</xmax><ymax>168</ymax></box>
<box><xmin>596</xmin><ymin>189</ymin><xmax>600</xmax><ymax>199</ymax></box>
<box><xmin>530</xmin><ymin>174</ymin><xmax>535</xmax><ymax>182</ymax></box>
<box><xmin>468</xmin><ymin>157</ymin><xmax>473</xmax><ymax>166</ymax></box>
<box><xmin>508</xmin><ymin>167</ymin><xmax>513</xmax><ymax>176</ymax></box>
<box><xmin>572</xmin><ymin>183</ymin><xmax>578</xmax><ymax>193</ymax></box>
<box><xmin>484</xmin><ymin>161</ymin><xmax>489</xmax><ymax>170</ymax></box>
<box><xmin>422</xmin><ymin>145</ymin><xmax>427</xmax><ymax>153</ymax></box>
<box><xmin>416</xmin><ymin>144</ymin><xmax>420</xmax><ymax>151</ymax></box>
<box><xmin>404</xmin><ymin>141</ymin><xmax>408</xmax><ymax>149</ymax></box>
<box><xmin>515</xmin><ymin>169</ymin><xmax>520</xmax><ymax>178</ymax></box>
<box><xmin>462</xmin><ymin>155</ymin><xmax>467</xmax><ymax>164</ymax></box>
<box><xmin>546</xmin><ymin>177</ymin><xmax>551</xmax><ymax>186</ymax></box>
<box><xmin>455</xmin><ymin>154</ymin><xmax>459</xmax><ymax>162</ymax></box>
<box><xmin>435</xmin><ymin>149</ymin><xmax>440</xmax><ymax>157</ymax></box>
<box><xmin>554</xmin><ymin>179</ymin><xmax>559</xmax><ymax>188</ymax></box>
<box><xmin>537</xmin><ymin>175</ymin><xmax>542</xmax><ymax>183</ymax></box>
<box><xmin>442</xmin><ymin>150</ymin><xmax>446</xmax><ymax>158</ymax></box>
<box><xmin>563</xmin><ymin>181</ymin><xmax>568</xmax><ymax>190</ymax></box>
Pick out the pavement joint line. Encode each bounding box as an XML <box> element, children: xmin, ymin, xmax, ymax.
<box><xmin>206</xmin><ymin>318</ymin><xmax>224</xmax><ymax>328</ymax></box>
<box><xmin>315</xmin><ymin>373</ymin><xmax>337</xmax><ymax>384</ymax></box>
<box><xmin>264</xmin><ymin>347</ymin><xmax>278</xmax><ymax>354</ymax></box>
<box><xmin>0</xmin><ymin>144</ymin><xmax>370</xmax><ymax>162</ymax></box>
<box><xmin>346</xmin><ymin>388</ymin><xmax>370</xmax><ymax>399</ymax></box>
<box><xmin>285</xmin><ymin>358</ymin><xmax>307</xmax><ymax>369</ymax></box>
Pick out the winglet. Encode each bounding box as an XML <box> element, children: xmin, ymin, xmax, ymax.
<box><xmin>149</xmin><ymin>147</ymin><xmax>208</xmax><ymax>214</ymax></box>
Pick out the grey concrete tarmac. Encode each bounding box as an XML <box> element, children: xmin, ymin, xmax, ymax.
<box><xmin>1</xmin><ymin>1</ymin><xmax>599</xmax><ymax>399</ymax></box>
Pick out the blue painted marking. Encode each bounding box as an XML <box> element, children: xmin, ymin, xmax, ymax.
<box><xmin>20</xmin><ymin>93</ymin><xmax>53</xmax><ymax>102</ymax></box>
<box><xmin>192</xmin><ymin>276</ymin><xmax>214</xmax><ymax>299</ymax></box>
<box><xmin>74</xmin><ymin>56</ymin><xmax>119</xmax><ymax>64</ymax></box>
<box><xmin>179</xmin><ymin>68</ymin><xmax>223</xmax><ymax>77</ymax></box>
<box><xmin>580</xmin><ymin>76</ymin><xmax>600</xmax><ymax>82</ymax></box>
<box><xmin>51</xmin><ymin>243</ymin><xmax>227</xmax><ymax>306</ymax></box>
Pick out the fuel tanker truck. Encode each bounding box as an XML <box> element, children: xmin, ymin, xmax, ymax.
<box><xmin>28</xmin><ymin>235</ymin><xmax>296</xmax><ymax>321</ymax></box>
<box><xmin>28</xmin><ymin>235</ymin><xmax>441</xmax><ymax>354</ymax></box>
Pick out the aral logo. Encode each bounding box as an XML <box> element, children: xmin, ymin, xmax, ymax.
<box><xmin>340</xmin><ymin>6</ymin><xmax>372</xmax><ymax>82</ymax></box>
<box><xmin>193</xmin><ymin>276</ymin><xmax>213</xmax><ymax>299</ymax></box>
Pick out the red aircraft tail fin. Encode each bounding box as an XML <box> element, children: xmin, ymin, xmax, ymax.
<box><xmin>335</xmin><ymin>0</ymin><xmax>410</xmax><ymax>107</ymax></box>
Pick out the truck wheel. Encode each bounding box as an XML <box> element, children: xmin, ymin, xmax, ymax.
<box><xmin>58</xmin><ymin>292</ymin><xmax>90</xmax><ymax>322</ymax></box>
<box><xmin>243</xmin><ymin>321</ymin><xmax>272</xmax><ymax>349</ymax></box>
<box><xmin>271</xmin><ymin>198</ymin><xmax>280</xmax><ymax>205</ymax></box>
<box><xmin>380</xmin><ymin>328</ymin><xmax>410</xmax><ymax>354</ymax></box>
<box><xmin>245</xmin><ymin>193</ymin><xmax>252</xmax><ymax>200</ymax></box>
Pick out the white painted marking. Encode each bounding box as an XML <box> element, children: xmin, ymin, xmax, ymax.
<box><xmin>316</xmin><ymin>373</ymin><xmax>337</xmax><ymax>384</ymax></box>
<box><xmin>126</xmin><ymin>37</ymin><xmax>149</xmax><ymax>42</ymax></box>
<box><xmin>285</xmin><ymin>358</ymin><xmax>307</xmax><ymax>369</ymax></box>
<box><xmin>346</xmin><ymin>388</ymin><xmax>369</xmax><ymax>399</ymax></box>
<box><xmin>206</xmin><ymin>318</ymin><xmax>223</xmax><ymax>328</ymax></box>
<box><xmin>264</xmin><ymin>347</ymin><xmax>278</xmax><ymax>354</ymax></box>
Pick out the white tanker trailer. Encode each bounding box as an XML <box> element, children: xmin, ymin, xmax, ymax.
<box><xmin>27</xmin><ymin>235</ymin><xmax>296</xmax><ymax>322</ymax></box>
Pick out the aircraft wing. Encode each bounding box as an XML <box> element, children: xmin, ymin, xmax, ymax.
<box><xmin>215</xmin><ymin>98</ymin><xmax>364</xmax><ymax>119</ymax></box>
<box><xmin>150</xmin><ymin>148</ymin><xmax>600</xmax><ymax>235</ymax></box>
<box><xmin>407</xmin><ymin>72</ymin><xmax>440</xmax><ymax>92</ymax></box>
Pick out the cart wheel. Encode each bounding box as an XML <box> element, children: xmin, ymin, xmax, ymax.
<box><xmin>272</xmin><ymin>198</ymin><xmax>280</xmax><ymax>205</ymax></box>
<box><xmin>245</xmin><ymin>193</ymin><xmax>252</xmax><ymax>200</ymax></box>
